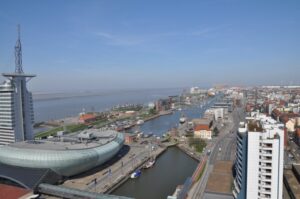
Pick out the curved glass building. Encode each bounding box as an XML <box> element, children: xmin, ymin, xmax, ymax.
<box><xmin>0</xmin><ymin>129</ymin><xmax>124</xmax><ymax>177</ymax></box>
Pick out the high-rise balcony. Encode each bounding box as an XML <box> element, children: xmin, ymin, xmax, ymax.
<box><xmin>233</xmin><ymin>179</ymin><xmax>240</xmax><ymax>193</ymax></box>
<box><xmin>259</xmin><ymin>142</ymin><xmax>273</xmax><ymax>148</ymax></box>
<box><xmin>259</xmin><ymin>175</ymin><xmax>272</xmax><ymax>182</ymax></box>
<box><xmin>259</xmin><ymin>151</ymin><xmax>273</xmax><ymax>157</ymax></box>
<box><xmin>258</xmin><ymin>193</ymin><xmax>271</xmax><ymax>199</ymax></box>
<box><xmin>232</xmin><ymin>189</ymin><xmax>238</xmax><ymax>199</ymax></box>
<box><xmin>259</xmin><ymin>182</ymin><xmax>272</xmax><ymax>189</ymax></box>
<box><xmin>259</xmin><ymin>156</ymin><xmax>272</xmax><ymax>163</ymax></box>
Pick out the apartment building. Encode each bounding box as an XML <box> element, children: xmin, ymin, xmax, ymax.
<box><xmin>233</xmin><ymin>112</ymin><xmax>284</xmax><ymax>199</ymax></box>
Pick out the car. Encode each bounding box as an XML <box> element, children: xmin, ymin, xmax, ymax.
<box><xmin>288</xmin><ymin>153</ymin><xmax>294</xmax><ymax>158</ymax></box>
<box><xmin>207</xmin><ymin>150</ymin><xmax>211</xmax><ymax>156</ymax></box>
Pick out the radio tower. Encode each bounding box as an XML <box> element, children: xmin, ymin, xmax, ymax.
<box><xmin>15</xmin><ymin>24</ymin><xmax>23</xmax><ymax>73</ymax></box>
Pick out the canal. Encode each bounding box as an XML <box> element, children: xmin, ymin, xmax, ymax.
<box><xmin>139</xmin><ymin>96</ymin><xmax>220</xmax><ymax>136</ymax></box>
<box><xmin>112</xmin><ymin>147</ymin><xmax>198</xmax><ymax>199</ymax></box>
<box><xmin>113</xmin><ymin>95</ymin><xmax>221</xmax><ymax>198</ymax></box>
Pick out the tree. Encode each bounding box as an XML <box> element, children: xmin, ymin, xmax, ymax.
<box><xmin>213</xmin><ymin>127</ymin><xmax>219</xmax><ymax>137</ymax></box>
<box><xmin>148</xmin><ymin>108</ymin><xmax>157</xmax><ymax>115</ymax></box>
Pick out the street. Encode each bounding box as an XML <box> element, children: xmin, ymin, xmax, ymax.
<box><xmin>188</xmin><ymin>107</ymin><xmax>245</xmax><ymax>199</ymax></box>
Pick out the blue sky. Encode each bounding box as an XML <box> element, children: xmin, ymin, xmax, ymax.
<box><xmin>0</xmin><ymin>1</ymin><xmax>300</xmax><ymax>92</ymax></box>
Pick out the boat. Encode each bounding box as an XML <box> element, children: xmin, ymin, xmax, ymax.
<box><xmin>144</xmin><ymin>158</ymin><xmax>155</xmax><ymax>169</ymax></box>
<box><xmin>136</xmin><ymin>120</ymin><xmax>144</xmax><ymax>125</ymax></box>
<box><xmin>179</xmin><ymin>116</ymin><xmax>186</xmax><ymax>124</ymax></box>
<box><xmin>130</xmin><ymin>169</ymin><xmax>142</xmax><ymax>178</ymax></box>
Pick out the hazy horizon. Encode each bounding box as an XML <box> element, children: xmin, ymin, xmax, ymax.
<box><xmin>0</xmin><ymin>1</ymin><xmax>300</xmax><ymax>92</ymax></box>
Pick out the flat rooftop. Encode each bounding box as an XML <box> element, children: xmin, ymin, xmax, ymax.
<box><xmin>246</xmin><ymin>113</ymin><xmax>284</xmax><ymax>133</ymax></box>
<box><xmin>205</xmin><ymin>161</ymin><xmax>233</xmax><ymax>194</ymax></box>
<box><xmin>247</xmin><ymin>121</ymin><xmax>263</xmax><ymax>132</ymax></box>
<box><xmin>9</xmin><ymin>129</ymin><xmax>118</xmax><ymax>150</ymax></box>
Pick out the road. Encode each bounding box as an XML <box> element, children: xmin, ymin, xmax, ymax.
<box><xmin>189</xmin><ymin>107</ymin><xmax>245</xmax><ymax>199</ymax></box>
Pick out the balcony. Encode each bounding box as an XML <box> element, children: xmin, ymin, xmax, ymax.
<box><xmin>260</xmin><ymin>156</ymin><xmax>272</xmax><ymax>163</ymax></box>
<box><xmin>237</xmin><ymin>161</ymin><xmax>243</xmax><ymax>170</ymax></box>
<box><xmin>258</xmin><ymin>189</ymin><xmax>272</xmax><ymax>195</ymax></box>
<box><xmin>237</xmin><ymin>174</ymin><xmax>242</xmax><ymax>185</ymax></box>
<box><xmin>259</xmin><ymin>182</ymin><xmax>272</xmax><ymax>188</ymax></box>
<box><xmin>237</xmin><ymin>167</ymin><xmax>242</xmax><ymax>177</ymax></box>
<box><xmin>260</xmin><ymin>142</ymin><xmax>273</xmax><ymax>147</ymax></box>
<box><xmin>260</xmin><ymin>162</ymin><xmax>272</xmax><ymax>167</ymax></box>
<box><xmin>259</xmin><ymin>149</ymin><xmax>273</xmax><ymax>156</ymax></box>
<box><xmin>259</xmin><ymin>169</ymin><xmax>272</xmax><ymax>174</ymax></box>
<box><xmin>259</xmin><ymin>175</ymin><xmax>272</xmax><ymax>182</ymax></box>
<box><xmin>238</xmin><ymin>148</ymin><xmax>243</xmax><ymax>156</ymax></box>
<box><xmin>258</xmin><ymin>193</ymin><xmax>271</xmax><ymax>199</ymax></box>
<box><xmin>237</xmin><ymin>135</ymin><xmax>243</xmax><ymax>143</ymax></box>
<box><xmin>232</xmin><ymin>189</ymin><xmax>238</xmax><ymax>199</ymax></box>
<box><xmin>233</xmin><ymin>179</ymin><xmax>240</xmax><ymax>193</ymax></box>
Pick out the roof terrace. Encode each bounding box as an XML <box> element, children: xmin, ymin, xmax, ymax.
<box><xmin>9</xmin><ymin>129</ymin><xmax>118</xmax><ymax>150</ymax></box>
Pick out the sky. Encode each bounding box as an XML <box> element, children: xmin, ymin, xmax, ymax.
<box><xmin>0</xmin><ymin>0</ymin><xmax>300</xmax><ymax>92</ymax></box>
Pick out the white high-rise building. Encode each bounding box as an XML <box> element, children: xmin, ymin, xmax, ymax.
<box><xmin>233</xmin><ymin>112</ymin><xmax>284</xmax><ymax>199</ymax></box>
<box><xmin>0</xmin><ymin>26</ymin><xmax>35</xmax><ymax>145</ymax></box>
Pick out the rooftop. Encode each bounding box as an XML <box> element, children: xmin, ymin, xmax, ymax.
<box><xmin>205</xmin><ymin>161</ymin><xmax>233</xmax><ymax>194</ymax></box>
<box><xmin>194</xmin><ymin>124</ymin><xmax>210</xmax><ymax>131</ymax></box>
<box><xmin>192</xmin><ymin>118</ymin><xmax>212</xmax><ymax>126</ymax></box>
<box><xmin>247</xmin><ymin>112</ymin><xmax>284</xmax><ymax>133</ymax></box>
<box><xmin>248</xmin><ymin>121</ymin><xmax>263</xmax><ymax>132</ymax></box>
<box><xmin>0</xmin><ymin>184</ymin><xmax>30</xmax><ymax>199</ymax></box>
<box><xmin>9</xmin><ymin>129</ymin><xmax>118</xmax><ymax>150</ymax></box>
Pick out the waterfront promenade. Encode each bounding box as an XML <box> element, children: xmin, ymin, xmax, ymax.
<box><xmin>63</xmin><ymin>139</ymin><xmax>166</xmax><ymax>193</ymax></box>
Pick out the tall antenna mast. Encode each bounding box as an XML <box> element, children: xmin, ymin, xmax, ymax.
<box><xmin>15</xmin><ymin>24</ymin><xmax>23</xmax><ymax>73</ymax></box>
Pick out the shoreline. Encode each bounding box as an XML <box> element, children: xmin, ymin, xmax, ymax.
<box><xmin>34</xmin><ymin>108</ymin><xmax>175</xmax><ymax>137</ymax></box>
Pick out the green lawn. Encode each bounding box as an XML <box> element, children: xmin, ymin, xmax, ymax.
<box><xmin>35</xmin><ymin>123</ymin><xmax>87</xmax><ymax>139</ymax></box>
<box><xmin>188</xmin><ymin>137</ymin><xmax>207</xmax><ymax>153</ymax></box>
<box><xmin>195</xmin><ymin>163</ymin><xmax>206</xmax><ymax>182</ymax></box>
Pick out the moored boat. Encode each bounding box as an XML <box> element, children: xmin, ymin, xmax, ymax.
<box><xmin>136</xmin><ymin>120</ymin><xmax>144</xmax><ymax>125</ymax></box>
<box><xmin>144</xmin><ymin>158</ymin><xmax>155</xmax><ymax>169</ymax></box>
<box><xmin>130</xmin><ymin>169</ymin><xmax>142</xmax><ymax>178</ymax></box>
<box><xmin>179</xmin><ymin>117</ymin><xmax>186</xmax><ymax>124</ymax></box>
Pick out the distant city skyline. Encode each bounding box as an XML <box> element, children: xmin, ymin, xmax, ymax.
<box><xmin>0</xmin><ymin>1</ymin><xmax>300</xmax><ymax>92</ymax></box>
